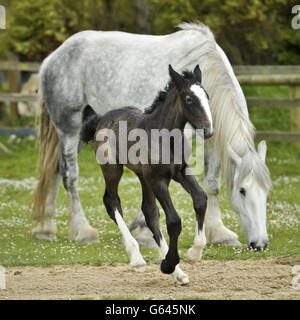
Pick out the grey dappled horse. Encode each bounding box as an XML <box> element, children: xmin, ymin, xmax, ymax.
<box><xmin>32</xmin><ymin>23</ymin><xmax>271</xmax><ymax>251</ymax></box>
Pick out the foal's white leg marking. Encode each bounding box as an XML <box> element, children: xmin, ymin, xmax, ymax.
<box><xmin>190</xmin><ymin>84</ymin><xmax>213</xmax><ymax>130</ymax></box>
<box><xmin>186</xmin><ymin>223</ymin><xmax>206</xmax><ymax>262</ymax></box>
<box><xmin>114</xmin><ymin>210</ymin><xmax>146</xmax><ymax>271</ymax></box>
<box><xmin>157</xmin><ymin>235</ymin><xmax>168</xmax><ymax>260</ymax></box>
<box><xmin>32</xmin><ymin>172</ymin><xmax>60</xmax><ymax>240</ymax></box>
<box><xmin>157</xmin><ymin>234</ymin><xmax>189</xmax><ymax>285</ymax></box>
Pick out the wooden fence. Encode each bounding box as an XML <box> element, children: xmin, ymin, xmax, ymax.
<box><xmin>0</xmin><ymin>61</ymin><xmax>300</xmax><ymax>143</ymax></box>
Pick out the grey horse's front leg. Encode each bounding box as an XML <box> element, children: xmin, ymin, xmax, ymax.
<box><xmin>204</xmin><ymin>143</ymin><xmax>240</xmax><ymax>246</ymax></box>
<box><xmin>129</xmin><ymin>210</ymin><xmax>158</xmax><ymax>248</ymax></box>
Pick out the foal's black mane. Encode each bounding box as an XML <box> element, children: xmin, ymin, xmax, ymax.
<box><xmin>144</xmin><ymin>70</ymin><xmax>197</xmax><ymax>114</ymax></box>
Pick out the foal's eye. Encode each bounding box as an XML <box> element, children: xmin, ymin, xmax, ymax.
<box><xmin>239</xmin><ymin>188</ymin><xmax>246</xmax><ymax>197</ymax></box>
<box><xmin>185</xmin><ymin>95</ymin><xmax>192</xmax><ymax>104</ymax></box>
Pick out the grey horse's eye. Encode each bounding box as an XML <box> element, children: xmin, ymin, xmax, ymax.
<box><xmin>239</xmin><ymin>188</ymin><xmax>246</xmax><ymax>197</ymax></box>
<box><xmin>185</xmin><ymin>95</ymin><xmax>192</xmax><ymax>104</ymax></box>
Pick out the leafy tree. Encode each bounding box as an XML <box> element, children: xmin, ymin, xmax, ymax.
<box><xmin>0</xmin><ymin>0</ymin><xmax>299</xmax><ymax>65</ymax></box>
<box><xmin>0</xmin><ymin>0</ymin><xmax>126</xmax><ymax>60</ymax></box>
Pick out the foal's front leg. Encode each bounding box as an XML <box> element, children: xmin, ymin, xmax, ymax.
<box><xmin>149</xmin><ymin>178</ymin><xmax>189</xmax><ymax>284</ymax></box>
<box><xmin>174</xmin><ymin>168</ymin><xmax>207</xmax><ymax>262</ymax></box>
<box><xmin>139</xmin><ymin>177</ymin><xmax>188</xmax><ymax>285</ymax></box>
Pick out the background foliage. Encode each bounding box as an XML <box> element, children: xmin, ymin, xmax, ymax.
<box><xmin>0</xmin><ymin>0</ymin><xmax>299</xmax><ymax>64</ymax></box>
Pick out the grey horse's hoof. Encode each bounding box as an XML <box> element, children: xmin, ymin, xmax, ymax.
<box><xmin>33</xmin><ymin>233</ymin><xmax>57</xmax><ymax>241</ymax></box>
<box><xmin>220</xmin><ymin>239</ymin><xmax>241</xmax><ymax>246</ymax></box>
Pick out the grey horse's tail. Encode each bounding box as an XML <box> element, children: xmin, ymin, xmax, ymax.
<box><xmin>80</xmin><ymin>114</ymin><xmax>101</xmax><ymax>143</ymax></box>
<box><xmin>32</xmin><ymin>99</ymin><xmax>59</xmax><ymax>224</ymax></box>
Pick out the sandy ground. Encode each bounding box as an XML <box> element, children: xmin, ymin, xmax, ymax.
<box><xmin>1</xmin><ymin>256</ymin><xmax>300</xmax><ymax>300</ymax></box>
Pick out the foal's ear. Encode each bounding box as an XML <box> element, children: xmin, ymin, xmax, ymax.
<box><xmin>169</xmin><ymin>64</ymin><xmax>185</xmax><ymax>90</ymax></box>
<box><xmin>194</xmin><ymin>65</ymin><xmax>202</xmax><ymax>83</ymax></box>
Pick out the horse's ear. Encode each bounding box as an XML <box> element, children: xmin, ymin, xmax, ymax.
<box><xmin>194</xmin><ymin>65</ymin><xmax>202</xmax><ymax>83</ymax></box>
<box><xmin>169</xmin><ymin>65</ymin><xmax>185</xmax><ymax>90</ymax></box>
<box><xmin>228</xmin><ymin>145</ymin><xmax>242</xmax><ymax>168</ymax></box>
<box><xmin>257</xmin><ymin>140</ymin><xmax>267</xmax><ymax>162</ymax></box>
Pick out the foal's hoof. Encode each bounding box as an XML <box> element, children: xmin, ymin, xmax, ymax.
<box><xmin>172</xmin><ymin>266</ymin><xmax>189</xmax><ymax>285</ymax></box>
<box><xmin>160</xmin><ymin>259</ymin><xmax>176</xmax><ymax>274</ymax></box>
<box><xmin>174</xmin><ymin>274</ymin><xmax>189</xmax><ymax>286</ymax></box>
<box><xmin>186</xmin><ymin>247</ymin><xmax>203</xmax><ymax>263</ymax></box>
<box><xmin>132</xmin><ymin>264</ymin><xmax>146</xmax><ymax>273</ymax></box>
<box><xmin>220</xmin><ymin>239</ymin><xmax>241</xmax><ymax>246</ymax></box>
<box><xmin>131</xmin><ymin>260</ymin><xmax>147</xmax><ymax>272</ymax></box>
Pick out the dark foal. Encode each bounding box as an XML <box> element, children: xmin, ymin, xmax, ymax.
<box><xmin>80</xmin><ymin>65</ymin><xmax>213</xmax><ymax>285</ymax></box>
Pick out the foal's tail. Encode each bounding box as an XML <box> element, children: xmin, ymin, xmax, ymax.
<box><xmin>80</xmin><ymin>114</ymin><xmax>101</xmax><ymax>143</ymax></box>
<box><xmin>32</xmin><ymin>98</ymin><xmax>59</xmax><ymax>223</ymax></box>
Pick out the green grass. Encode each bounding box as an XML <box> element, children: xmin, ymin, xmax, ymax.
<box><xmin>0</xmin><ymin>85</ymin><xmax>299</xmax><ymax>267</ymax></box>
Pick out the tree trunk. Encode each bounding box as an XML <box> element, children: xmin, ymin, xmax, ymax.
<box><xmin>103</xmin><ymin>0</ymin><xmax>118</xmax><ymax>30</ymax></box>
<box><xmin>7</xmin><ymin>52</ymin><xmax>21</xmax><ymax>122</ymax></box>
<box><xmin>132</xmin><ymin>0</ymin><xmax>151</xmax><ymax>34</ymax></box>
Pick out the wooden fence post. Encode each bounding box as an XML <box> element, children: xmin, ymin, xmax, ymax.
<box><xmin>7</xmin><ymin>53</ymin><xmax>21</xmax><ymax>122</ymax></box>
<box><xmin>289</xmin><ymin>85</ymin><xmax>300</xmax><ymax>148</ymax></box>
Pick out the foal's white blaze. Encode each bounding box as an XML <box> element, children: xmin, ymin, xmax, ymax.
<box><xmin>190</xmin><ymin>84</ymin><xmax>213</xmax><ymax>130</ymax></box>
<box><xmin>114</xmin><ymin>210</ymin><xmax>146</xmax><ymax>269</ymax></box>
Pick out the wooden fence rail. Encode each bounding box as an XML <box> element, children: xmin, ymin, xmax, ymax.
<box><xmin>0</xmin><ymin>62</ymin><xmax>300</xmax><ymax>143</ymax></box>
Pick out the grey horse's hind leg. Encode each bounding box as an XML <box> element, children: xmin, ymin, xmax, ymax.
<box><xmin>130</xmin><ymin>210</ymin><xmax>158</xmax><ymax>248</ymax></box>
<box><xmin>204</xmin><ymin>143</ymin><xmax>241</xmax><ymax>246</ymax></box>
<box><xmin>32</xmin><ymin>170</ymin><xmax>61</xmax><ymax>240</ymax></box>
<box><xmin>57</xmin><ymin>126</ymin><xmax>99</xmax><ymax>242</ymax></box>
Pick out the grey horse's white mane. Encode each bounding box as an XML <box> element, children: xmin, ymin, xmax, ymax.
<box><xmin>178</xmin><ymin>22</ymin><xmax>272</xmax><ymax>194</ymax></box>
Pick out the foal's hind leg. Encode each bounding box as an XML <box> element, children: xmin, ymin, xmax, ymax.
<box><xmin>58</xmin><ymin>132</ymin><xmax>98</xmax><ymax>242</ymax></box>
<box><xmin>32</xmin><ymin>171</ymin><xmax>61</xmax><ymax>240</ymax></box>
<box><xmin>102</xmin><ymin>165</ymin><xmax>146</xmax><ymax>270</ymax></box>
